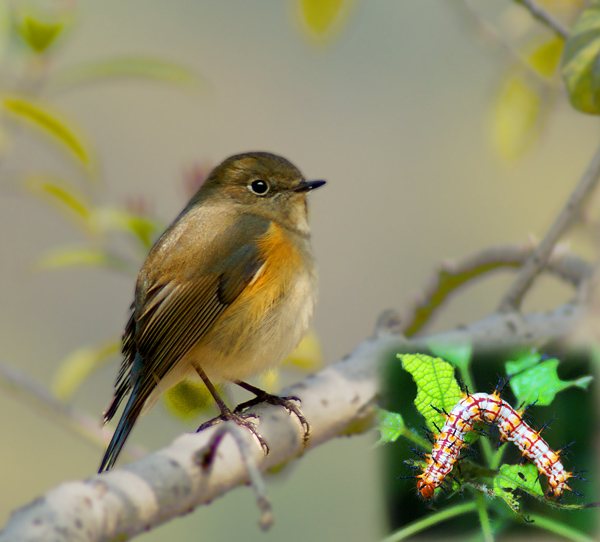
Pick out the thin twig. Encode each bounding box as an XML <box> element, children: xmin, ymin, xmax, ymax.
<box><xmin>394</xmin><ymin>243</ymin><xmax>591</xmax><ymax>337</ymax></box>
<box><xmin>0</xmin><ymin>361</ymin><xmax>146</xmax><ymax>461</ymax></box>
<box><xmin>196</xmin><ymin>422</ymin><xmax>273</xmax><ymax>530</ymax></box>
<box><xmin>516</xmin><ymin>0</ymin><xmax>571</xmax><ymax>40</ymax></box>
<box><xmin>452</xmin><ymin>0</ymin><xmax>553</xmax><ymax>88</ymax></box>
<box><xmin>499</xmin><ymin>144</ymin><xmax>600</xmax><ymax>312</ymax></box>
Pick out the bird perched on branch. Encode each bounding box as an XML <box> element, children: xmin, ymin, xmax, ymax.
<box><xmin>99</xmin><ymin>152</ymin><xmax>325</xmax><ymax>472</ymax></box>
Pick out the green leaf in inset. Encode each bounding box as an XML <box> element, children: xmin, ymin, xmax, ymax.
<box><xmin>24</xmin><ymin>176</ymin><xmax>94</xmax><ymax>231</ymax></box>
<box><xmin>34</xmin><ymin>246</ymin><xmax>132</xmax><ymax>272</ymax></box>
<box><xmin>506</xmin><ymin>353</ymin><xmax>593</xmax><ymax>406</ymax></box>
<box><xmin>163</xmin><ymin>379</ymin><xmax>218</xmax><ymax>421</ymax></box>
<box><xmin>427</xmin><ymin>340</ymin><xmax>472</xmax><ymax>376</ymax></box>
<box><xmin>494</xmin><ymin>464</ymin><xmax>543</xmax><ymax>502</ymax></box>
<box><xmin>398</xmin><ymin>353</ymin><xmax>464</xmax><ymax>433</ymax></box>
<box><xmin>49</xmin><ymin>57</ymin><xmax>207</xmax><ymax>93</ymax></box>
<box><xmin>93</xmin><ymin>207</ymin><xmax>164</xmax><ymax>251</ymax></box>
<box><xmin>52</xmin><ymin>340</ymin><xmax>120</xmax><ymax>400</ymax></box>
<box><xmin>15</xmin><ymin>13</ymin><xmax>69</xmax><ymax>54</ymax></box>
<box><xmin>562</xmin><ymin>0</ymin><xmax>600</xmax><ymax>114</ymax></box>
<box><xmin>2</xmin><ymin>95</ymin><xmax>95</xmax><ymax>172</ymax></box>
<box><xmin>374</xmin><ymin>407</ymin><xmax>406</xmax><ymax>446</ymax></box>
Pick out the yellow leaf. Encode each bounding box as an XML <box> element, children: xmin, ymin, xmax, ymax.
<box><xmin>34</xmin><ymin>246</ymin><xmax>132</xmax><ymax>272</ymax></box>
<box><xmin>2</xmin><ymin>94</ymin><xmax>96</xmax><ymax>173</ymax></box>
<box><xmin>24</xmin><ymin>176</ymin><xmax>94</xmax><ymax>231</ymax></box>
<box><xmin>491</xmin><ymin>39</ymin><xmax>562</xmax><ymax>160</ymax></box>
<box><xmin>296</xmin><ymin>0</ymin><xmax>355</xmax><ymax>43</ymax></box>
<box><xmin>258</xmin><ymin>369</ymin><xmax>280</xmax><ymax>393</ymax></box>
<box><xmin>16</xmin><ymin>14</ymin><xmax>70</xmax><ymax>54</ymax></box>
<box><xmin>92</xmin><ymin>207</ymin><xmax>164</xmax><ymax>251</ymax></box>
<box><xmin>52</xmin><ymin>340</ymin><xmax>120</xmax><ymax>400</ymax></box>
<box><xmin>49</xmin><ymin>57</ymin><xmax>207</xmax><ymax>94</ymax></box>
<box><xmin>284</xmin><ymin>329</ymin><xmax>323</xmax><ymax>370</ymax></box>
<box><xmin>163</xmin><ymin>379</ymin><xmax>220</xmax><ymax>421</ymax></box>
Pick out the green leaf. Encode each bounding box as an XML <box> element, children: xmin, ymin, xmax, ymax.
<box><xmin>34</xmin><ymin>246</ymin><xmax>132</xmax><ymax>272</ymax></box>
<box><xmin>163</xmin><ymin>379</ymin><xmax>219</xmax><ymax>421</ymax></box>
<box><xmin>24</xmin><ymin>176</ymin><xmax>94</xmax><ymax>230</ymax></box>
<box><xmin>297</xmin><ymin>0</ymin><xmax>354</xmax><ymax>43</ymax></box>
<box><xmin>2</xmin><ymin>95</ymin><xmax>95</xmax><ymax>172</ymax></box>
<box><xmin>374</xmin><ymin>407</ymin><xmax>406</xmax><ymax>446</ymax></box>
<box><xmin>49</xmin><ymin>57</ymin><xmax>206</xmax><ymax>93</ymax></box>
<box><xmin>494</xmin><ymin>464</ymin><xmax>543</xmax><ymax>503</ymax></box>
<box><xmin>15</xmin><ymin>13</ymin><xmax>69</xmax><ymax>54</ymax></box>
<box><xmin>398</xmin><ymin>353</ymin><xmax>464</xmax><ymax>433</ymax></box>
<box><xmin>506</xmin><ymin>353</ymin><xmax>593</xmax><ymax>406</ymax></box>
<box><xmin>93</xmin><ymin>207</ymin><xmax>163</xmax><ymax>251</ymax></box>
<box><xmin>52</xmin><ymin>340</ymin><xmax>120</xmax><ymax>400</ymax></box>
<box><xmin>562</xmin><ymin>0</ymin><xmax>600</xmax><ymax>114</ymax></box>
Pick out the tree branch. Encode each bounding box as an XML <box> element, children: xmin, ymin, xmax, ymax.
<box><xmin>516</xmin><ymin>0</ymin><xmax>571</xmax><ymax>40</ymax></box>
<box><xmin>0</xmin><ymin>301</ymin><xmax>584</xmax><ymax>542</ymax></box>
<box><xmin>398</xmin><ymin>243</ymin><xmax>591</xmax><ymax>337</ymax></box>
<box><xmin>499</xmin><ymin>143</ymin><xmax>600</xmax><ymax>312</ymax></box>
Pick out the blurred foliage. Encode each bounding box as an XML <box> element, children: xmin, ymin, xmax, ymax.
<box><xmin>2</xmin><ymin>0</ymin><xmax>323</xmax><ymax>422</ymax></box>
<box><xmin>562</xmin><ymin>0</ymin><xmax>600</xmax><ymax>113</ymax></box>
<box><xmin>379</xmin><ymin>352</ymin><xmax>596</xmax><ymax>539</ymax></box>
<box><xmin>295</xmin><ymin>0</ymin><xmax>356</xmax><ymax>43</ymax></box>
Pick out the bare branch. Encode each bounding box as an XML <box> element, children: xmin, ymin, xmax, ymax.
<box><xmin>499</xmin><ymin>143</ymin><xmax>600</xmax><ymax>312</ymax></box>
<box><xmin>0</xmin><ymin>301</ymin><xmax>584</xmax><ymax>542</ymax></box>
<box><xmin>516</xmin><ymin>0</ymin><xmax>571</xmax><ymax>40</ymax></box>
<box><xmin>397</xmin><ymin>243</ymin><xmax>591</xmax><ymax>337</ymax></box>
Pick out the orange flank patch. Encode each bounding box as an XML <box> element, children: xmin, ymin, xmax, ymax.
<box><xmin>238</xmin><ymin>222</ymin><xmax>303</xmax><ymax>317</ymax></box>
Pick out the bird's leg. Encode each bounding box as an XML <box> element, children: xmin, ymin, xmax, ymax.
<box><xmin>234</xmin><ymin>380</ymin><xmax>311</xmax><ymax>445</ymax></box>
<box><xmin>194</xmin><ymin>366</ymin><xmax>269</xmax><ymax>454</ymax></box>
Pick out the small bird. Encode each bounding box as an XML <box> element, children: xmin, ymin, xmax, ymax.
<box><xmin>98</xmin><ymin>152</ymin><xmax>325</xmax><ymax>472</ymax></box>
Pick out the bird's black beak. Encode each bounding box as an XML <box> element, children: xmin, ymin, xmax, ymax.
<box><xmin>294</xmin><ymin>179</ymin><xmax>326</xmax><ymax>192</ymax></box>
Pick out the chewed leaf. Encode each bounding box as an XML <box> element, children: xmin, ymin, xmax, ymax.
<box><xmin>506</xmin><ymin>353</ymin><xmax>593</xmax><ymax>406</ymax></box>
<box><xmin>163</xmin><ymin>379</ymin><xmax>219</xmax><ymax>421</ymax></box>
<box><xmin>494</xmin><ymin>464</ymin><xmax>543</xmax><ymax>502</ymax></box>
<box><xmin>296</xmin><ymin>0</ymin><xmax>354</xmax><ymax>43</ymax></box>
<box><xmin>426</xmin><ymin>340</ymin><xmax>472</xmax><ymax>375</ymax></box>
<box><xmin>49</xmin><ymin>57</ymin><xmax>206</xmax><ymax>93</ymax></box>
<box><xmin>398</xmin><ymin>353</ymin><xmax>463</xmax><ymax>432</ymax></box>
<box><xmin>2</xmin><ymin>95</ymin><xmax>95</xmax><ymax>173</ymax></box>
<box><xmin>562</xmin><ymin>0</ymin><xmax>600</xmax><ymax>113</ymax></box>
<box><xmin>374</xmin><ymin>408</ymin><xmax>406</xmax><ymax>446</ymax></box>
<box><xmin>24</xmin><ymin>176</ymin><xmax>94</xmax><ymax>231</ymax></box>
<box><xmin>52</xmin><ymin>340</ymin><xmax>120</xmax><ymax>400</ymax></box>
<box><xmin>34</xmin><ymin>246</ymin><xmax>133</xmax><ymax>273</ymax></box>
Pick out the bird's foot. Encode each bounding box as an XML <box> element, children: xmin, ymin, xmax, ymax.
<box><xmin>197</xmin><ymin>409</ymin><xmax>269</xmax><ymax>454</ymax></box>
<box><xmin>234</xmin><ymin>391</ymin><xmax>311</xmax><ymax>446</ymax></box>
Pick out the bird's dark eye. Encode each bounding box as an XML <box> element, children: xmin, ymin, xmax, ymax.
<box><xmin>248</xmin><ymin>179</ymin><xmax>269</xmax><ymax>195</ymax></box>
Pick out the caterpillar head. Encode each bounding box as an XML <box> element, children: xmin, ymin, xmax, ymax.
<box><xmin>416</xmin><ymin>479</ymin><xmax>436</xmax><ymax>500</ymax></box>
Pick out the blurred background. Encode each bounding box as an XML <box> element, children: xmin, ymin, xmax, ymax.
<box><xmin>0</xmin><ymin>0</ymin><xmax>598</xmax><ymax>540</ymax></box>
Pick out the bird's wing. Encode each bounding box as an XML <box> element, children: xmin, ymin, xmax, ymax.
<box><xmin>103</xmin><ymin>214</ymin><xmax>271</xmax><ymax>424</ymax></box>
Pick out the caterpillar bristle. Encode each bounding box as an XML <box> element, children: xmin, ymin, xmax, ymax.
<box><xmin>536</xmin><ymin>416</ymin><xmax>555</xmax><ymax>435</ymax></box>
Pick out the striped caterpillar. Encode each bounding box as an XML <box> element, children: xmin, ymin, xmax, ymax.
<box><xmin>416</xmin><ymin>389</ymin><xmax>576</xmax><ymax>500</ymax></box>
